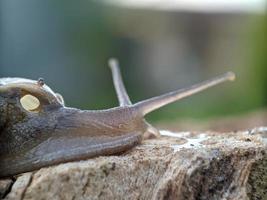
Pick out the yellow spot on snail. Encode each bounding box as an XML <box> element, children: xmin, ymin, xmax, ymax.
<box><xmin>20</xmin><ymin>94</ymin><xmax>40</xmax><ymax>111</ymax></box>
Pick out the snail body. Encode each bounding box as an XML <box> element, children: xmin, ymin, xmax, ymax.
<box><xmin>0</xmin><ymin>59</ymin><xmax>235</xmax><ymax>178</ymax></box>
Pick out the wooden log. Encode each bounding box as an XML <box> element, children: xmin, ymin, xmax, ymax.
<box><xmin>1</xmin><ymin>128</ymin><xmax>266</xmax><ymax>200</ymax></box>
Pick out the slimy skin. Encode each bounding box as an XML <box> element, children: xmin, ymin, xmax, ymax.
<box><xmin>0</xmin><ymin>59</ymin><xmax>235</xmax><ymax>178</ymax></box>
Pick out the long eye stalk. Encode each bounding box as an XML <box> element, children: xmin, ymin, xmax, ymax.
<box><xmin>134</xmin><ymin>72</ymin><xmax>235</xmax><ymax>116</ymax></box>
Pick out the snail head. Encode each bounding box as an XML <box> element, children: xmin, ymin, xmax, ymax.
<box><xmin>0</xmin><ymin>78</ymin><xmax>65</xmax><ymax>157</ymax></box>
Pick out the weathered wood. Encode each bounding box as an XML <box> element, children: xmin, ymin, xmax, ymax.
<box><xmin>0</xmin><ymin>179</ymin><xmax>13</xmax><ymax>199</ymax></box>
<box><xmin>1</xmin><ymin>127</ymin><xmax>266</xmax><ymax>200</ymax></box>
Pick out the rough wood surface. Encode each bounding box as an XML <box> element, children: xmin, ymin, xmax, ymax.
<box><xmin>1</xmin><ymin>127</ymin><xmax>266</xmax><ymax>200</ymax></box>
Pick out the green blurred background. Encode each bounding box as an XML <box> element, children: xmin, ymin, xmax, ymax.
<box><xmin>0</xmin><ymin>1</ymin><xmax>266</xmax><ymax>124</ymax></box>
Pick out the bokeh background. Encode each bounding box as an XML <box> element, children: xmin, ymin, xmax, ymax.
<box><xmin>1</xmin><ymin>0</ymin><xmax>266</xmax><ymax>130</ymax></box>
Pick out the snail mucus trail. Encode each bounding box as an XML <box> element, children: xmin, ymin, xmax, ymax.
<box><xmin>0</xmin><ymin>59</ymin><xmax>235</xmax><ymax>178</ymax></box>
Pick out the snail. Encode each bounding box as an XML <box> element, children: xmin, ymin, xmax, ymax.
<box><xmin>0</xmin><ymin>59</ymin><xmax>235</xmax><ymax>178</ymax></box>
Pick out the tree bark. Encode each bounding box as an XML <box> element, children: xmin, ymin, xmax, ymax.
<box><xmin>1</xmin><ymin>127</ymin><xmax>266</xmax><ymax>200</ymax></box>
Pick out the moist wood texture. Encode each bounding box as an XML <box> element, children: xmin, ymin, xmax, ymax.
<box><xmin>1</xmin><ymin>127</ymin><xmax>266</xmax><ymax>200</ymax></box>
